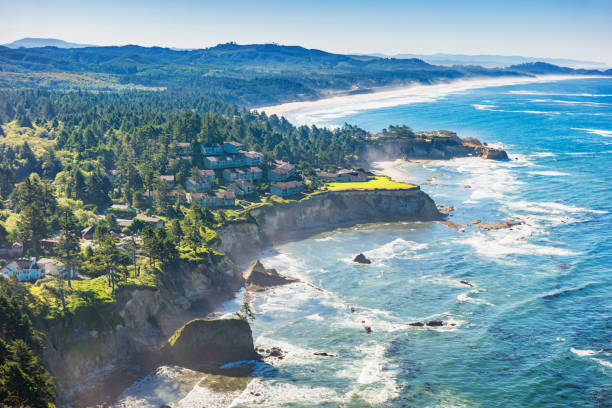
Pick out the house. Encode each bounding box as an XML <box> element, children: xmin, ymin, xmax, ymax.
<box><xmin>179</xmin><ymin>156</ymin><xmax>193</xmax><ymax>164</ymax></box>
<box><xmin>186</xmin><ymin>177</ymin><xmax>211</xmax><ymax>193</ymax></box>
<box><xmin>107</xmin><ymin>169</ymin><xmax>124</xmax><ymax>183</ymax></box>
<box><xmin>271</xmin><ymin>181</ymin><xmax>304</xmax><ymax>197</ymax></box>
<box><xmin>116</xmin><ymin>218</ymin><xmax>133</xmax><ymax>228</ymax></box>
<box><xmin>171</xmin><ymin>142</ymin><xmax>191</xmax><ymax>155</ymax></box>
<box><xmin>37</xmin><ymin>258</ymin><xmax>78</xmax><ymax>279</ymax></box>
<box><xmin>188</xmin><ymin>191</ymin><xmax>236</xmax><ymax>207</ymax></box>
<box><xmin>229</xmin><ymin>180</ymin><xmax>254</xmax><ymax>197</ymax></box>
<box><xmin>1</xmin><ymin>258</ymin><xmax>43</xmax><ymax>281</ymax></box>
<box><xmin>204</xmin><ymin>155</ymin><xmax>245</xmax><ymax>169</ymax></box>
<box><xmin>198</xmin><ymin>169</ymin><xmax>216</xmax><ymax>184</ymax></box>
<box><xmin>223</xmin><ymin>141</ymin><xmax>243</xmax><ymax>154</ymax></box>
<box><xmin>268</xmin><ymin>161</ymin><xmax>296</xmax><ymax>181</ymax></box>
<box><xmin>242</xmin><ymin>151</ymin><xmax>264</xmax><ymax>165</ymax></box>
<box><xmin>316</xmin><ymin>169</ymin><xmax>372</xmax><ymax>182</ymax></box>
<box><xmin>0</xmin><ymin>242</ymin><xmax>23</xmax><ymax>259</ymax></box>
<box><xmin>158</xmin><ymin>175</ymin><xmax>175</xmax><ymax>188</ymax></box>
<box><xmin>223</xmin><ymin>168</ymin><xmax>247</xmax><ymax>183</ymax></box>
<box><xmin>81</xmin><ymin>225</ymin><xmax>96</xmax><ymax>240</ymax></box>
<box><xmin>215</xmin><ymin>191</ymin><xmax>236</xmax><ymax>206</ymax></box>
<box><xmin>40</xmin><ymin>238</ymin><xmax>60</xmax><ymax>251</ymax></box>
<box><xmin>247</xmin><ymin>167</ymin><xmax>263</xmax><ymax>182</ymax></box>
<box><xmin>135</xmin><ymin>215</ymin><xmax>164</xmax><ymax>228</ymax></box>
<box><xmin>201</xmin><ymin>144</ymin><xmax>224</xmax><ymax>156</ymax></box>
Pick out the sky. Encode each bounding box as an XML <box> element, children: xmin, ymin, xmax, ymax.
<box><xmin>1</xmin><ymin>0</ymin><xmax>612</xmax><ymax>64</ymax></box>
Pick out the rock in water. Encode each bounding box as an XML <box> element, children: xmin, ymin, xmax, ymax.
<box><xmin>244</xmin><ymin>260</ymin><xmax>298</xmax><ymax>291</ymax></box>
<box><xmin>425</xmin><ymin>320</ymin><xmax>444</xmax><ymax>327</ymax></box>
<box><xmin>161</xmin><ymin>318</ymin><xmax>260</xmax><ymax>369</ymax></box>
<box><xmin>353</xmin><ymin>253</ymin><xmax>371</xmax><ymax>264</ymax></box>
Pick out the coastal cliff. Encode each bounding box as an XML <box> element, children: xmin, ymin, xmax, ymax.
<box><xmin>48</xmin><ymin>188</ymin><xmax>440</xmax><ymax>405</ymax></box>
<box><xmin>216</xmin><ymin>188</ymin><xmax>441</xmax><ymax>262</ymax></box>
<box><xmin>362</xmin><ymin>130</ymin><xmax>509</xmax><ymax>162</ymax></box>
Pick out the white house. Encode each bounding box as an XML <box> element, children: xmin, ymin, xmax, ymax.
<box><xmin>1</xmin><ymin>258</ymin><xmax>43</xmax><ymax>281</ymax></box>
<box><xmin>37</xmin><ymin>258</ymin><xmax>78</xmax><ymax>279</ymax></box>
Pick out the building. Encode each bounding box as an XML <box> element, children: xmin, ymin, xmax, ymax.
<box><xmin>135</xmin><ymin>215</ymin><xmax>164</xmax><ymax>228</ymax></box>
<box><xmin>223</xmin><ymin>168</ymin><xmax>247</xmax><ymax>183</ymax></box>
<box><xmin>179</xmin><ymin>155</ymin><xmax>193</xmax><ymax>164</ymax></box>
<box><xmin>189</xmin><ymin>191</ymin><xmax>236</xmax><ymax>207</ymax></box>
<box><xmin>242</xmin><ymin>151</ymin><xmax>264</xmax><ymax>165</ymax></box>
<box><xmin>198</xmin><ymin>169</ymin><xmax>216</xmax><ymax>184</ymax></box>
<box><xmin>171</xmin><ymin>142</ymin><xmax>192</xmax><ymax>155</ymax></box>
<box><xmin>271</xmin><ymin>181</ymin><xmax>304</xmax><ymax>197</ymax></box>
<box><xmin>1</xmin><ymin>258</ymin><xmax>43</xmax><ymax>281</ymax></box>
<box><xmin>81</xmin><ymin>225</ymin><xmax>96</xmax><ymax>240</ymax></box>
<box><xmin>37</xmin><ymin>258</ymin><xmax>78</xmax><ymax>279</ymax></box>
<box><xmin>316</xmin><ymin>169</ymin><xmax>372</xmax><ymax>182</ymax></box>
<box><xmin>247</xmin><ymin>167</ymin><xmax>263</xmax><ymax>182</ymax></box>
<box><xmin>229</xmin><ymin>180</ymin><xmax>254</xmax><ymax>197</ymax></box>
<box><xmin>186</xmin><ymin>178</ymin><xmax>212</xmax><ymax>193</ymax></box>
<box><xmin>268</xmin><ymin>161</ymin><xmax>296</xmax><ymax>181</ymax></box>
<box><xmin>158</xmin><ymin>175</ymin><xmax>175</xmax><ymax>188</ymax></box>
<box><xmin>0</xmin><ymin>242</ymin><xmax>23</xmax><ymax>259</ymax></box>
<box><xmin>223</xmin><ymin>141</ymin><xmax>243</xmax><ymax>154</ymax></box>
<box><xmin>201</xmin><ymin>144</ymin><xmax>224</xmax><ymax>156</ymax></box>
<box><xmin>204</xmin><ymin>155</ymin><xmax>245</xmax><ymax>169</ymax></box>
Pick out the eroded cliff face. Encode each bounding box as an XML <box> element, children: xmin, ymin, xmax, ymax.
<box><xmin>49</xmin><ymin>188</ymin><xmax>440</xmax><ymax>405</ymax></box>
<box><xmin>45</xmin><ymin>257</ymin><xmax>241</xmax><ymax>405</ymax></box>
<box><xmin>216</xmin><ymin>188</ymin><xmax>441</xmax><ymax>263</ymax></box>
<box><xmin>361</xmin><ymin>131</ymin><xmax>509</xmax><ymax>162</ymax></box>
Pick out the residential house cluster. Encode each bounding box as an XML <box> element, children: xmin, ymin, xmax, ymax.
<box><xmin>316</xmin><ymin>169</ymin><xmax>373</xmax><ymax>182</ymax></box>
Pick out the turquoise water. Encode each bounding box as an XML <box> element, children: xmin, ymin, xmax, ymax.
<box><xmin>240</xmin><ymin>78</ymin><xmax>612</xmax><ymax>407</ymax></box>
<box><xmin>117</xmin><ymin>78</ymin><xmax>611</xmax><ymax>407</ymax></box>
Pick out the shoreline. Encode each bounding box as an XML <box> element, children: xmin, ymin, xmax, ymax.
<box><xmin>255</xmin><ymin>75</ymin><xmax>606</xmax><ymax>127</ymax></box>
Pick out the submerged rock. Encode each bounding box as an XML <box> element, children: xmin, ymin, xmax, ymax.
<box><xmin>161</xmin><ymin>318</ymin><xmax>260</xmax><ymax>369</ymax></box>
<box><xmin>364</xmin><ymin>326</ymin><xmax>372</xmax><ymax>333</ymax></box>
<box><xmin>408</xmin><ymin>322</ymin><xmax>424</xmax><ymax>327</ymax></box>
<box><xmin>314</xmin><ymin>352</ymin><xmax>336</xmax><ymax>357</ymax></box>
<box><xmin>425</xmin><ymin>320</ymin><xmax>444</xmax><ymax>327</ymax></box>
<box><xmin>353</xmin><ymin>253</ymin><xmax>371</xmax><ymax>264</ymax></box>
<box><xmin>478</xmin><ymin>219</ymin><xmax>524</xmax><ymax>231</ymax></box>
<box><xmin>244</xmin><ymin>260</ymin><xmax>298</xmax><ymax>291</ymax></box>
<box><xmin>460</xmin><ymin>280</ymin><xmax>474</xmax><ymax>287</ymax></box>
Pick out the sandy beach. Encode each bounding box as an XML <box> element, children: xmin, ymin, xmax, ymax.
<box><xmin>256</xmin><ymin>75</ymin><xmax>604</xmax><ymax>126</ymax></box>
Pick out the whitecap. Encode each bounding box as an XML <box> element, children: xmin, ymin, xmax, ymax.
<box><xmin>456</xmin><ymin>289</ymin><xmax>495</xmax><ymax>307</ymax></box>
<box><xmin>527</xmin><ymin>171</ymin><xmax>570</xmax><ymax>176</ymax></box>
<box><xmin>591</xmin><ymin>358</ymin><xmax>612</xmax><ymax>369</ymax></box>
<box><xmin>363</xmin><ymin>238</ymin><xmax>428</xmax><ymax>261</ymax></box>
<box><xmin>572</xmin><ymin>127</ymin><xmax>612</xmax><ymax>137</ymax></box>
<box><xmin>570</xmin><ymin>348</ymin><xmax>600</xmax><ymax>357</ymax></box>
<box><xmin>509</xmin><ymin>90</ymin><xmax>612</xmax><ymax>97</ymax></box>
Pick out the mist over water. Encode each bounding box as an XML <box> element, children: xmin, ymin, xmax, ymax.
<box><xmin>118</xmin><ymin>78</ymin><xmax>612</xmax><ymax>407</ymax></box>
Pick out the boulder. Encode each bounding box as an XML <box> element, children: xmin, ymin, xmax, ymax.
<box><xmin>408</xmin><ymin>322</ymin><xmax>424</xmax><ymax>327</ymax></box>
<box><xmin>425</xmin><ymin>320</ymin><xmax>444</xmax><ymax>327</ymax></box>
<box><xmin>353</xmin><ymin>253</ymin><xmax>371</xmax><ymax>264</ymax></box>
<box><xmin>244</xmin><ymin>260</ymin><xmax>297</xmax><ymax>291</ymax></box>
<box><xmin>460</xmin><ymin>280</ymin><xmax>474</xmax><ymax>287</ymax></box>
<box><xmin>478</xmin><ymin>219</ymin><xmax>524</xmax><ymax>231</ymax></box>
<box><xmin>161</xmin><ymin>318</ymin><xmax>260</xmax><ymax>369</ymax></box>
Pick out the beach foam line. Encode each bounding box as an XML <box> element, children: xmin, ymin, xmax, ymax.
<box><xmin>256</xmin><ymin>75</ymin><xmax>603</xmax><ymax>126</ymax></box>
<box><xmin>509</xmin><ymin>90</ymin><xmax>612</xmax><ymax>97</ymax></box>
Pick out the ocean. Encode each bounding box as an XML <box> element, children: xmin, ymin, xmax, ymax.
<box><xmin>117</xmin><ymin>77</ymin><xmax>612</xmax><ymax>407</ymax></box>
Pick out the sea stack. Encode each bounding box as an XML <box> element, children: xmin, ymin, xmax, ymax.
<box><xmin>353</xmin><ymin>253</ymin><xmax>371</xmax><ymax>264</ymax></box>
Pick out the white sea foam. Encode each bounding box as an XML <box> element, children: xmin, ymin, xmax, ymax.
<box><xmin>527</xmin><ymin>171</ymin><xmax>569</xmax><ymax>176</ymax></box>
<box><xmin>509</xmin><ymin>90</ymin><xmax>612</xmax><ymax>97</ymax></box>
<box><xmin>572</xmin><ymin>127</ymin><xmax>612</xmax><ymax>137</ymax></box>
<box><xmin>456</xmin><ymin>289</ymin><xmax>495</xmax><ymax>307</ymax></box>
<box><xmin>592</xmin><ymin>358</ymin><xmax>612</xmax><ymax>369</ymax></box>
<box><xmin>506</xmin><ymin>200</ymin><xmax>607</xmax><ymax>215</ymax></box>
<box><xmin>363</xmin><ymin>238</ymin><xmax>428</xmax><ymax>261</ymax></box>
<box><xmin>532</xmin><ymin>152</ymin><xmax>557</xmax><ymax>157</ymax></box>
<box><xmin>570</xmin><ymin>348</ymin><xmax>600</xmax><ymax>357</ymax></box>
<box><xmin>257</xmin><ymin>75</ymin><xmax>598</xmax><ymax>126</ymax></box>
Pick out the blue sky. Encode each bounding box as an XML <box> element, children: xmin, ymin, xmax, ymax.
<box><xmin>1</xmin><ymin>0</ymin><xmax>611</xmax><ymax>64</ymax></box>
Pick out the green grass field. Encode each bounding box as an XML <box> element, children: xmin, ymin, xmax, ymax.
<box><xmin>324</xmin><ymin>176</ymin><xmax>417</xmax><ymax>191</ymax></box>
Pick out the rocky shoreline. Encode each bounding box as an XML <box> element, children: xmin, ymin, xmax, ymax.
<box><xmin>50</xmin><ymin>187</ymin><xmax>442</xmax><ymax>406</ymax></box>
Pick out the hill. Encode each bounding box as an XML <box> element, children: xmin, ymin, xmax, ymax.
<box><xmin>2</xmin><ymin>37</ymin><xmax>95</xmax><ymax>49</ymax></box>
<box><xmin>0</xmin><ymin>42</ymin><xmax>609</xmax><ymax>107</ymax></box>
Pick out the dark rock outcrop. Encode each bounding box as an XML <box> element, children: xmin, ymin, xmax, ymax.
<box><xmin>478</xmin><ymin>219</ymin><xmax>524</xmax><ymax>231</ymax></box>
<box><xmin>361</xmin><ymin>131</ymin><xmax>509</xmax><ymax>162</ymax></box>
<box><xmin>161</xmin><ymin>318</ymin><xmax>260</xmax><ymax>369</ymax></box>
<box><xmin>353</xmin><ymin>253</ymin><xmax>371</xmax><ymax>264</ymax></box>
<box><xmin>244</xmin><ymin>260</ymin><xmax>297</xmax><ymax>291</ymax></box>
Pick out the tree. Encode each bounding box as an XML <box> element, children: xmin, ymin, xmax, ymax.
<box><xmin>235</xmin><ymin>302</ymin><xmax>255</xmax><ymax>322</ymax></box>
<box><xmin>57</xmin><ymin>207</ymin><xmax>81</xmax><ymax>289</ymax></box>
<box><xmin>16</xmin><ymin>204</ymin><xmax>48</xmax><ymax>256</ymax></box>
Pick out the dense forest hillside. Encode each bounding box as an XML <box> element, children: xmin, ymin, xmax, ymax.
<box><xmin>2</xmin><ymin>43</ymin><xmax>609</xmax><ymax>107</ymax></box>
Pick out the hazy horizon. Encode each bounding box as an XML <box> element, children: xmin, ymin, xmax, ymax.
<box><xmin>1</xmin><ymin>0</ymin><xmax>611</xmax><ymax>65</ymax></box>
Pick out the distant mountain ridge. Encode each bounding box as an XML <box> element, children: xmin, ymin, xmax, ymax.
<box><xmin>2</xmin><ymin>37</ymin><xmax>96</xmax><ymax>49</ymax></box>
<box><xmin>368</xmin><ymin>52</ymin><xmax>608</xmax><ymax>69</ymax></box>
<box><xmin>1</xmin><ymin>40</ymin><xmax>610</xmax><ymax>107</ymax></box>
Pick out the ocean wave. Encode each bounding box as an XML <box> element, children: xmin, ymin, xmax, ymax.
<box><xmin>527</xmin><ymin>171</ymin><xmax>570</xmax><ymax>176</ymax></box>
<box><xmin>570</xmin><ymin>348</ymin><xmax>600</xmax><ymax>357</ymax></box>
<box><xmin>259</xmin><ymin>76</ymin><xmax>596</xmax><ymax>126</ymax></box>
<box><xmin>506</xmin><ymin>200</ymin><xmax>607</xmax><ymax>215</ymax></box>
<box><xmin>363</xmin><ymin>238</ymin><xmax>428</xmax><ymax>261</ymax></box>
<box><xmin>509</xmin><ymin>90</ymin><xmax>612</xmax><ymax>97</ymax></box>
<box><xmin>528</xmin><ymin>98</ymin><xmax>611</xmax><ymax>106</ymax></box>
<box><xmin>456</xmin><ymin>289</ymin><xmax>495</xmax><ymax>307</ymax></box>
<box><xmin>459</xmin><ymin>230</ymin><xmax>580</xmax><ymax>258</ymax></box>
<box><xmin>591</xmin><ymin>358</ymin><xmax>612</xmax><ymax>369</ymax></box>
<box><xmin>572</xmin><ymin>127</ymin><xmax>612</xmax><ymax>137</ymax></box>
